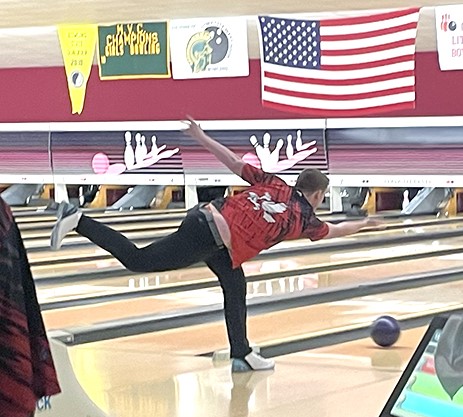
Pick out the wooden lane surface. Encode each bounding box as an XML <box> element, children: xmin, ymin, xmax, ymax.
<box><xmin>34</xmin><ymin>233</ymin><xmax>463</xmax><ymax>303</ymax></box>
<box><xmin>43</xmin><ymin>280</ymin><xmax>463</xmax><ymax>355</ymax></box>
<box><xmin>31</xmin><ymin>214</ymin><xmax>463</xmax><ymax>253</ymax></box>
<box><xmin>13</xmin><ymin>207</ymin><xmax>185</xmax><ymax>223</ymax></box>
<box><xmin>36</xmin><ymin>244</ymin><xmax>463</xmax><ymax>305</ymax></box>
<box><xmin>21</xmin><ymin>221</ymin><xmax>180</xmax><ymax>250</ymax></box>
<box><xmin>24</xmin><ymin>214</ymin><xmax>463</xmax><ymax>257</ymax></box>
<box><xmin>37</xmin><ymin>252</ymin><xmax>461</xmax><ymax>305</ymax></box>
<box><xmin>59</xmin><ymin>324</ymin><xmax>427</xmax><ymax>417</ymax></box>
<box><xmin>13</xmin><ymin>209</ymin><xmax>338</xmax><ymax>240</ymax></box>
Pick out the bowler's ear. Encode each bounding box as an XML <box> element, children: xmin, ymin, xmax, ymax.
<box><xmin>316</xmin><ymin>189</ymin><xmax>325</xmax><ymax>200</ymax></box>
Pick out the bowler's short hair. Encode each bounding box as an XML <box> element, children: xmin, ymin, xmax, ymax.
<box><xmin>295</xmin><ymin>169</ymin><xmax>329</xmax><ymax>193</ymax></box>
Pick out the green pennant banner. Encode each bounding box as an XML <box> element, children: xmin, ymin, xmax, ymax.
<box><xmin>97</xmin><ymin>22</ymin><xmax>170</xmax><ymax>79</ymax></box>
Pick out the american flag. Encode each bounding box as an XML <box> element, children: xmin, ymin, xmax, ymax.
<box><xmin>258</xmin><ymin>8</ymin><xmax>421</xmax><ymax>117</ymax></box>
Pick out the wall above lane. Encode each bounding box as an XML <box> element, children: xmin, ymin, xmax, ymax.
<box><xmin>0</xmin><ymin>52</ymin><xmax>462</xmax><ymax>123</ymax></box>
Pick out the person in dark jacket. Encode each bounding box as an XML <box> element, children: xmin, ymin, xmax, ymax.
<box><xmin>0</xmin><ymin>197</ymin><xmax>60</xmax><ymax>416</ymax></box>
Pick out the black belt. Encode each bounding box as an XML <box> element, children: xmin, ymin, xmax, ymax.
<box><xmin>198</xmin><ymin>204</ymin><xmax>225</xmax><ymax>249</ymax></box>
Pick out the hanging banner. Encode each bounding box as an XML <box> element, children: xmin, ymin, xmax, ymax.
<box><xmin>58</xmin><ymin>24</ymin><xmax>97</xmax><ymax>114</ymax></box>
<box><xmin>97</xmin><ymin>22</ymin><xmax>170</xmax><ymax>79</ymax></box>
<box><xmin>435</xmin><ymin>5</ymin><xmax>463</xmax><ymax>70</ymax></box>
<box><xmin>170</xmin><ymin>17</ymin><xmax>249</xmax><ymax>79</ymax></box>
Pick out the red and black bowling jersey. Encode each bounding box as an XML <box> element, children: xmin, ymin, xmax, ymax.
<box><xmin>220</xmin><ymin>164</ymin><xmax>329</xmax><ymax>268</ymax></box>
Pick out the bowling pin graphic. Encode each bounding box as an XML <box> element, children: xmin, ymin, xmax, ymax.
<box><xmin>286</xmin><ymin>134</ymin><xmax>294</xmax><ymax>159</ymax></box>
<box><xmin>149</xmin><ymin>135</ymin><xmax>158</xmax><ymax>157</ymax></box>
<box><xmin>134</xmin><ymin>133</ymin><xmax>143</xmax><ymax>164</ymax></box>
<box><xmin>140</xmin><ymin>135</ymin><xmax>148</xmax><ymax>161</ymax></box>
<box><xmin>124</xmin><ymin>131</ymin><xmax>135</xmax><ymax>169</ymax></box>
<box><xmin>295</xmin><ymin>130</ymin><xmax>303</xmax><ymax>150</ymax></box>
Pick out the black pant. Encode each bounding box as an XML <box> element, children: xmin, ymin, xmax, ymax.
<box><xmin>76</xmin><ymin>207</ymin><xmax>251</xmax><ymax>358</ymax></box>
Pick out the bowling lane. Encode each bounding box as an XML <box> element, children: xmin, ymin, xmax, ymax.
<box><xmin>14</xmin><ymin>207</ymin><xmax>382</xmax><ymax>234</ymax></box>
<box><xmin>19</xmin><ymin>217</ymin><xmax>182</xmax><ymax>240</ymax></box>
<box><xmin>12</xmin><ymin>207</ymin><xmax>336</xmax><ymax>230</ymax></box>
<box><xmin>227</xmin><ymin>327</ymin><xmax>428</xmax><ymax>417</ymax></box>
<box><xmin>22</xmin><ymin>214</ymin><xmax>463</xmax><ymax>252</ymax></box>
<box><xmin>35</xmin><ymin>233</ymin><xmax>463</xmax><ymax>304</ymax></box>
<box><xmin>28</xmin><ymin>214</ymin><xmax>436</xmax><ymax>268</ymax></box>
<box><xmin>42</xmin><ymin>271</ymin><xmax>463</xmax><ymax>350</ymax></box>
<box><xmin>57</xmin><ymin>326</ymin><xmax>426</xmax><ymax>417</ymax></box>
<box><xmin>13</xmin><ymin>207</ymin><xmax>185</xmax><ymax>224</ymax></box>
<box><xmin>53</xmin><ymin>301</ymin><xmax>443</xmax><ymax>417</ymax></box>
<box><xmin>26</xmin><ymin>213</ymin><xmax>463</xmax><ymax>268</ymax></box>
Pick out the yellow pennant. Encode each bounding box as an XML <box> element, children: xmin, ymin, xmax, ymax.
<box><xmin>58</xmin><ymin>25</ymin><xmax>97</xmax><ymax>114</ymax></box>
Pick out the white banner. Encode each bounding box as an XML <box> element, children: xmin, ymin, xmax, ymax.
<box><xmin>435</xmin><ymin>5</ymin><xmax>463</xmax><ymax>70</ymax></box>
<box><xmin>170</xmin><ymin>17</ymin><xmax>249</xmax><ymax>79</ymax></box>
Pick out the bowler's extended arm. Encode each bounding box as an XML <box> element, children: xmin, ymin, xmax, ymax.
<box><xmin>182</xmin><ymin>116</ymin><xmax>245</xmax><ymax>176</ymax></box>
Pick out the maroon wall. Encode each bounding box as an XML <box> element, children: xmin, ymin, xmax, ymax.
<box><xmin>0</xmin><ymin>52</ymin><xmax>459</xmax><ymax>123</ymax></box>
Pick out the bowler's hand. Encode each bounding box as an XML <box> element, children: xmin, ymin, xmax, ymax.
<box><xmin>181</xmin><ymin>115</ymin><xmax>204</xmax><ymax>138</ymax></box>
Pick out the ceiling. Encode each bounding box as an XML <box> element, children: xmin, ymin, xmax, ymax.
<box><xmin>0</xmin><ymin>0</ymin><xmax>461</xmax><ymax>68</ymax></box>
